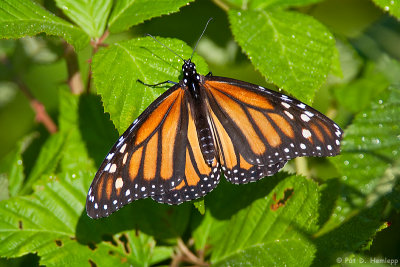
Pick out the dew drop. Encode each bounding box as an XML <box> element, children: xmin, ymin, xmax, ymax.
<box><xmin>384</xmin><ymin>6</ymin><xmax>390</xmax><ymax>11</ymax></box>
<box><xmin>372</xmin><ymin>138</ymin><xmax>381</xmax><ymax>144</ymax></box>
<box><xmin>344</xmin><ymin>160</ymin><xmax>349</xmax><ymax>165</ymax></box>
<box><xmin>359</xmin><ymin>154</ymin><xmax>364</xmax><ymax>159</ymax></box>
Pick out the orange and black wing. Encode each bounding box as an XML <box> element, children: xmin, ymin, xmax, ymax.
<box><xmin>204</xmin><ymin>76</ymin><xmax>343</xmax><ymax>184</ymax></box>
<box><xmin>86</xmin><ymin>85</ymin><xmax>189</xmax><ymax>218</ymax></box>
<box><xmin>86</xmin><ymin>85</ymin><xmax>221</xmax><ymax>218</ymax></box>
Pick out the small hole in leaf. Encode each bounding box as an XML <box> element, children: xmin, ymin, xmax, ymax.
<box><xmin>55</xmin><ymin>240</ymin><xmax>63</xmax><ymax>247</ymax></box>
<box><xmin>89</xmin><ymin>259</ymin><xmax>97</xmax><ymax>267</ymax></box>
<box><xmin>108</xmin><ymin>250</ymin><xmax>115</xmax><ymax>255</ymax></box>
<box><xmin>119</xmin><ymin>234</ymin><xmax>130</xmax><ymax>254</ymax></box>
<box><xmin>102</xmin><ymin>234</ymin><xmax>117</xmax><ymax>246</ymax></box>
<box><xmin>88</xmin><ymin>242</ymin><xmax>97</xmax><ymax>251</ymax></box>
<box><xmin>270</xmin><ymin>188</ymin><xmax>294</xmax><ymax>211</ymax></box>
<box><xmin>18</xmin><ymin>220</ymin><xmax>23</xmax><ymax>229</ymax></box>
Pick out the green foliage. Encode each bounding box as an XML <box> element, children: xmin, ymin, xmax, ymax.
<box><xmin>1</xmin><ymin>0</ymin><xmax>400</xmax><ymax>266</ymax></box>
<box><xmin>0</xmin><ymin>0</ymin><xmax>89</xmax><ymax>50</ymax></box>
<box><xmin>229</xmin><ymin>4</ymin><xmax>335</xmax><ymax>104</ymax></box>
<box><xmin>54</xmin><ymin>0</ymin><xmax>113</xmax><ymax>38</ymax></box>
<box><xmin>108</xmin><ymin>0</ymin><xmax>194</xmax><ymax>33</ymax></box>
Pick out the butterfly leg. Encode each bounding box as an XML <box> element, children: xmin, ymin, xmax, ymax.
<box><xmin>137</xmin><ymin>79</ymin><xmax>178</xmax><ymax>87</ymax></box>
<box><xmin>206</xmin><ymin>72</ymin><xmax>213</xmax><ymax>77</ymax></box>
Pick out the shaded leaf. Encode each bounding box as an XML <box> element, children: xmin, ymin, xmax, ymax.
<box><xmin>229</xmin><ymin>9</ymin><xmax>335</xmax><ymax>104</ymax></box>
<box><xmin>0</xmin><ymin>133</ymin><xmax>37</xmax><ymax>198</ymax></box>
<box><xmin>54</xmin><ymin>0</ymin><xmax>112</xmax><ymax>38</ymax></box>
<box><xmin>372</xmin><ymin>0</ymin><xmax>400</xmax><ymax>18</ymax></box>
<box><xmin>20</xmin><ymin>132</ymin><xmax>69</xmax><ymax>195</ymax></box>
<box><xmin>0</xmin><ymin>0</ymin><xmax>89</xmax><ymax>50</ymax></box>
<box><xmin>334</xmin><ymin>63</ymin><xmax>390</xmax><ymax>113</ymax></box>
<box><xmin>313</xmin><ymin>200</ymin><xmax>386</xmax><ymax>265</ymax></box>
<box><xmin>108</xmin><ymin>0</ymin><xmax>193</xmax><ymax>33</ymax></box>
<box><xmin>92</xmin><ymin>37</ymin><xmax>208</xmax><ymax>133</ymax></box>
<box><xmin>322</xmin><ymin>86</ymin><xmax>400</xmax><ymax>233</ymax></box>
<box><xmin>58</xmin><ymin>87</ymin><xmax>95</xmax><ymax>172</ymax></box>
<box><xmin>210</xmin><ymin>174</ymin><xmax>319</xmax><ymax>266</ymax></box>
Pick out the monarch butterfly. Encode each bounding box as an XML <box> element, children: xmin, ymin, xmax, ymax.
<box><xmin>86</xmin><ymin>19</ymin><xmax>343</xmax><ymax>219</ymax></box>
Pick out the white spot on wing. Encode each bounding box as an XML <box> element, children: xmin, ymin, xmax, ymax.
<box><xmin>284</xmin><ymin>110</ymin><xmax>294</xmax><ymax>119</ymax></box>
<box><xmin>109</xmin><ymin>164</ymin><xmax>117</xmax><ymax>173</ymax></box>
<box><xmin>305</xmin><ymin>111</ymin><xmax>314</xmax><ymax>117</ymax></box>
<box><xmin>297</xmin><ymin>103</ymin><xmax>306</xmax><ymax>109</ymax></box>
<box><xmin>301</xmin><ymin>114</ymin><xmax>310</xmax><ymax>122</ymax></box>
<box><xmin>302</xmin><ymin>129</ymin><xmax>312</xmax><ymax>138</ymax></box>
<box><xmin>120</xmin><ymin>143</ymin><xmax>127</xmax><ymax>153</ymax></box>
<box><xmin>104</xmin><ymin>163</ymin><xmax>111</xmax><ymax>171</ymax></box>
<box><xmin>115</xmin><ymin>177</ymin><xmax>123</xmax><ymax>189</ymax></box>
<box><xmin>123</xmin><ymin>153</ymin><xmax>128</xmax><ymax>165</ymax></box>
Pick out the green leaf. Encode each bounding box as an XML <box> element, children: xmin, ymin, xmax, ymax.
<box><xmin>332</xmin><ymin>86</ymin><xmax>400</xmax><ymax>197</ymax></box>
<box><xmin>229</xmin><ymin>9</ymin><xmax>335</xmax><ymax>104</ymax></box>
<box><xmin>108</xmin><ymin>0</ymin><xmax>193</xmax><ymax>33</ymax></box>
<box><xmin>386</xmin><ymin>166</ymin><xmax>400</xmax><ymax>211</ymax></box>
<box><xmin>210</xmin><ymin>174</ymin><xmax>319</xmax><ymax>266</ymax></box>
<box><xmin>372</xmin><ymin>0</ymin><xmax>400</xmax><ymax>18</ymax></box>
<box><xmin>334</xmin><ymin>63</ymin><xmax>390</xmax><ymax>113</ymax></box>
<box><xmin>193</xmin><ymin>199</ymin><xmax>205</xmax><ymax>215</ymax></box>
<box><xmin>0</xmin><ymin>172</ymin><xmax>173</xmax><ymax>266</ymax></box>
<box><xmin>0</xmin><ymin>133</ymin><xmax>37</xmax><ymax>198</ymax></box>
<box><xmin>92</xmin><ymin>37</ymin><xmax>208</xmax><ymax>133</ymax></box>
<box><xmin>0</xmin><ymin>0</ymin><xmax>89</xmax><ymax>50</ymax></box>
<box><xmin>58</xmin><ymin>87</ymin><xmax>95</xmax><ymax>172</ymax></box>
<box><xmin>313</xmin><ymin>200</ymin><xmax>386</xmax><ymax>265</ymax></box>
<box><xmin>322</xmin><ymin>86</ymin><xmax>400</xmax><ymax>233</ymax></box>
<box><xmin>249</xmin><ymin>0</ymin><xmax>324</xmax><ymax>10</ymax></box>
<box><xmin>20</xmin><ymin>132</ymin><xmax>69</xmax><ymax>195</ymax></box>
<box><xmin>54</xmin><ymin>0</ymin><xmax>112</xmax><ymax>38</ymax></box>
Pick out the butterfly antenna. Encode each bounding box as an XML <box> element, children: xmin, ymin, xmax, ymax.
<box><xmin>190</xmin><ymin>17</ymin><xmax>213</xmax><ymax>60</ymax></box>
<box><xmin>145</xmin><ymin>33</ymin><xmax>185</xmax><ymax>62</ymax></box>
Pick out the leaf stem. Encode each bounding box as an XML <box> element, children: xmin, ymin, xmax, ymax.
<box><xmin>295</xmin><ymin>157</ymin><xmax>309</xmax><ymax>177</ymax></box>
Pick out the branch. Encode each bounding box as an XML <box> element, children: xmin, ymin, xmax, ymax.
<box><xmin>63</xmin><ymin>42</ymin><xmax>84</xmax><ymax>95</ymax></box>
<box><xmin>17</xmin><ymin>79</ymin><xmax>58</xmax><ymax>134</ymax></box>
<box><xmin>86</xmin><ymin>30</ymin><xmax>110</xmax><ymax>93</ymax></box>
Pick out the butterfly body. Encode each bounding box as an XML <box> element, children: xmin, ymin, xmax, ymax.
<box><xmin>86</xmin><ymin>58</ymin><xmax>343</xmax><ymax>219</ymax></box>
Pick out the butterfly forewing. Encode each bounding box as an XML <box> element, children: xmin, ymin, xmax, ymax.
<box><xmin>86</xmin><ymin>85</ymin><xmax>188</xmax><ymax>218</ymax></box>
<box><xmin>203</xmin><ymin>76</ymin><xmax>343</xmax><ymax>182</ymax></box>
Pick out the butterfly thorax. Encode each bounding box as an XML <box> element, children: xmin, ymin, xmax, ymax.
<box><xmin>182</xmin><ymin>59</ymin><xmax>202</xmax><ymax>100</ymax></box>
<box><xmin>181</xmin><ymin>59</ymin><xmax>216</xmax><ymax>166</ymax></box>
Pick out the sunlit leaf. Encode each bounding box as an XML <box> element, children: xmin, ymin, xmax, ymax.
<box><xmin>0</xmin><ymin>0</ymin><xmax>89</xmax><ymax>50</ymax></box>
<box><xmin>92</xmin><ymin>37</ymin><xmax>208</xmax><ymax>133</ymax></box>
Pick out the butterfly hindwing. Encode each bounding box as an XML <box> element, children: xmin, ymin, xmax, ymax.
<box><xmin>152</xmin><ymin>101</ymin><xmax>221</xmax><ymax>204</ymax></box>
